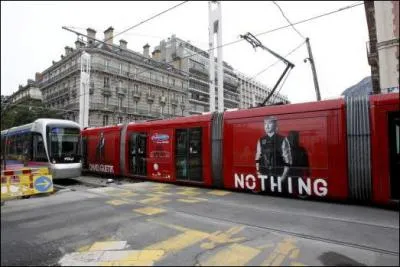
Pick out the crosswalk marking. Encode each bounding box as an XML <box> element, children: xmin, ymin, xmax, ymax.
<box><xmin>201</xmin><ymin>243</ymin><xmax>260</xmax><ymax>266</ymax></box>
<box><xmin>207</xmin><ymin>190</ymin><xmax>231</xmax><ymax>196</ymax></box>
<box><xmin>89</xmin><ymin>241</ymin><xmax>127</xmax><ymax>251</ymax></box>
<box><xmin>144</xmin><ymin>230</ymin><xmax>209</xmax><ymax>254</ymax></box>
<box><xmin>134</xmin><ymin>207</ymin><xmax>166</xmax><ymax>215</ymax></box>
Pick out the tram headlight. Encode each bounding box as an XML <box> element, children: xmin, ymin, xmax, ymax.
<box><xmin>52</xmin><ymin>159</ymin><xmax>56</xmax><ymax>164</ymax></box>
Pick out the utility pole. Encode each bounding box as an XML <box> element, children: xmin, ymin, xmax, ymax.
<box><xmin>304</xmin><ymin>37</ymin><xmax>321</xmax><ymax>101</ymax></box>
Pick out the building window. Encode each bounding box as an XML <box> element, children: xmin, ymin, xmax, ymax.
<box><xmin>104</xmin><ymin>77</ymin><xmax>110</xmax><ymax>88</ymax></box>
<box><xmin>118</xmin><ymin>97</ymin><xmax>123</xmax><ymax>110</ymax></box>
<box><xmin>118</xmin><ymin>116</ymin><xmax>123</xmax><ymax>124</ymax></box>
<box><xmin>103</xmin><ymin>115</ymin><xmax>109</xmax><ymax>126</ymax></box>
<box><xmin>119</xmin><ymin>64</ymin><xmax>122</xmax><ymax>74</ymax></box>
<box><xmin>104</xmin><ymin>96</ymin><xmax>109</xmax><ymax>107</ymax></box>
<box><xmin>105</xmin><ymin>60</ymin><xmax>109</xmax><ymax>71</ymax></box>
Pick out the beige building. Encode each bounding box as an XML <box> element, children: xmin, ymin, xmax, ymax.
<box><xmin>365</xmin><ymin>1</ymin><xmax>399</xmax><ymax>94</ymax></box>
<box><xmin>152</xmin><ymin>35</ymin><xmax>288</xmax><ymax>114</ymax></box>
<box><xmin>235</xmin><ymin>71</ymin><xmax>289</xmax><ymax>108</ymax></box>
<box><xmin>37</xmin><ymin>27</ymin><xmax>189</xmax><ymax>127</ymax></box>
<box><xmin>8</xmin><ymin>79</ymin><xmax>42</xmax><ymax>104</ymax></box>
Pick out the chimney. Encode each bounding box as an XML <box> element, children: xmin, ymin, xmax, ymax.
<box><xmin>104</xmin><ymin>26</ymin><xmax>114</xmax><ymax>49</ymax></box>
<box><xmin>75</xmin><ymin>39</ymin><xmax>85</xmax><ymax>49</ymax></box>
<box><xmin>143</xmin><ymin>43</ymin><xmax>150</xmax><ymax>58</ymax></box>
<box><xmin>119</xmin><ymin>39</ymin><xmax>127</xmax><ymax>50</ymax></box>
<box><xmin>27</xmin><ymin>79</ymin><xmax>35</xmax><ymax>85</ymax></box>
<box><xmin>35</xmin><ymin>72</ymin><xmax>42</xmax><ymax>82</ymax></box>
<box><xmin>19</xmin><ymin>85</ymin><xmax>23</xmax><ymax>90</ymax></box>
<box><xmin>87</xmin><ymin>28</ymin><xmax>96</xmax><ymax>45</ymax></box>
<box><xmin>152</xmin><ymin>48</ymin><xmax>161</xmax><ymax>61</ymax></box>
<box><xmin>65</xmin><ymin>46</ymin><xmax>71</xmax><ymax>56</ymax></box>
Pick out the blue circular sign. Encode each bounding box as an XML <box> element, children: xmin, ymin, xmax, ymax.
<box><xmin>34</xmin><ymin>176</ymin><xmax>52</xmax><ymax>192</ymax></box>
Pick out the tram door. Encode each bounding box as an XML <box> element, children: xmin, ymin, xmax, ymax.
<box><xmin>82</xmin><ymin>136</ymin><xmax>88</xmax><ymax>169</ymax></box>
<box><xmin>388</xmin><ymin>111</ymin><xmax>400</xmax><ymax>200</ymax></box>
<box><xmin>129</xmin><ymin>132</ymin><xmax>147</xmax><ymax>176</ymax></box>
<box><xmin>175</xmin><ymin>128</ymin><xmax>203</xmax><ymax>182</ymax></box>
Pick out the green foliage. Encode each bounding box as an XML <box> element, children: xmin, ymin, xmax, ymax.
<box><xmin>1</xmin><ymin>100</ymin><xmax>64</xmax><ymax>130</ymax></box>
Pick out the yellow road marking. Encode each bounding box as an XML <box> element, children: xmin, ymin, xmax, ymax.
<box><xmin>290</xmin><ymin>248</ymin><xmax>300</xmax><ymax>259</ymax></box>
<box><xmin>261</xmin><ymin>237</ymin><xmax>299</xmax><ymax>266</ymax></box>
<box><xmin>201</xmin><ymin>243</ymin><xmax>260</xmax><ymax>266</ymax></box>
<box><xmin>106</xmin><ymin>199</ymin><xmax>130</xmax><ymax>206</ymax></box>
<box><xmin>201</xmin><ymin>226</ymin><xmax>245</xmax><ymax>249</ymax></box>
<box><xmin>290</xmin><ymin>262</ymin><xmax>307</xmax><ymax>266</ymax></box>
<box><xmin>207</xmin><ymin>190</ymin><xmax>231</xmax><ymax>196</ymax></box>
<box><xmin>145</xmin><ymin>230</ymin><xmax>209</xmax><ymax>254</ymax></box>
<box><xmin>89</xmin><ymin>241</ymin><xmax>127</xmax><ymax>251</ymax></box>
<box><xmin>134</xmin><ymin>207</ymin><xmax>166</xmax><ymax>215</ymax></box>
<box><xmin>176</xmin><ymin>191</ymin><xmax>201</xmax><ymax>196</ymax></box>
<box><xmin>177</xmin><ymin>198</ymin><xmax>207</xmax><ymax>203</ymax></box>
<box><xmin>139</xmin><ymin>197</ymin><xmax>169</xmax><ymax>205</ymax></box>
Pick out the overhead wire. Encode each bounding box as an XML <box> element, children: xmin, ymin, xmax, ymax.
<box><xmin>106</xmin><ymin>1</ymin><xmax>190</xmax><ymax>43</ymax></box>
<box><xmin>272</xmin><ymin>1</ymin><xmax>306</xmax><ymax>40</ymax></box>
<box><xmin>22</xmin><ymin>1</ymin><xmax>365</xmax><ymax>114</ymax></box>
<box><xmin>134</xmin><ymin>1</ymin><xmax>364</xmax><ymax>77</ymax></box>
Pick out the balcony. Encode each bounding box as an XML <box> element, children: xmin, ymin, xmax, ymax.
<box><xmin>133</xmin><ymin>91</ymin><xmax>141</xmax><ymax>101</ymax></box>
<box><xmin>117</xmin><ymin>87</ymin><xmax>127</xmax><ymax>96</ymax></box>
<box><xmin>171</xmin><ymin>99</ymin><xmax>179</xmax><ymax>107</ymax></box>
<box><xmin>146</xmin><ymin>93</ymin><xmax>155</xmax><ymax>103</ymax></box>
<box><xmin>102</xmin><ymin>87</ymin><xmax>112</xmax><ymax>96</ymax></box>
<box><xmin>159</xmin><ymin>96</ymin><xmax>167</xmax><ymax>105</ymax></box>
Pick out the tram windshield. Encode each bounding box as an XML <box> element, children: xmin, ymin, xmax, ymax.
<box><xmin>47</xmin><ymin>126</ymin><xmax>81</xmax><ymax>163</ymax></box>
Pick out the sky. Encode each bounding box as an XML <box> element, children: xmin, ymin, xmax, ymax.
<box><xmin>1</xmin><ymin>1</ymin><xmax>371</xmax><ymax>104</ymax></box>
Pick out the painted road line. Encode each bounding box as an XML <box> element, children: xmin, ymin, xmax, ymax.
<box><xmin>134</xmin><ymin>207</ymin><xmax>166</xmax><ymax>216</ymax></box>
<box><xmin>106</xmin><ymin>199</ymin><xmax>131</xmax><ymax>206</ymax></box>
<box><xmin>261</xmin><ymin>237</ymin><xmax>300</xmax><ymax>266</ymax></box>
<box><xmin>58</xmin><ymin>250</ymin><xmax>165</xmax><ymax>266</ymax></box>
<box><xmin>176</xmin><ymin>191</ymin><xmax>201</xmax><ymax>196</ymax></box>
<box><xmin>89</xmin><ymin>241</ymin><xmax>128</xmax><ymax>251</ymax></box>
<box><xmin>207</xmin><ymin>190</ymin><xmax>231</xmax><ymax>196</ymax></box>
<box><xmin>139</xmin><ymin>197</ymin><xmax>169</xmax><ymax>205</ymax></box>
<box><xmin>144</xmin><ymin>230</ymin><xmax>210</xmax><ymax>254</ymax></box>
<box><xmin>200</xmin><ymin>226</ymin><xmax>245</xmax><ymax>249</ymax></box>
<box><xmin>201</xmin><ymin>243</ymin><xmax>260</xmax><ymax>266</ymax></box>
<box><xmin>177</xmin><ymin>198</ymin><xmax>207</xmax><ymax>203</ymax></box>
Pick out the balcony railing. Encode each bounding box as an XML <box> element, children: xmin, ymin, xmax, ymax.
<box><xmin>116</xmin><ymin>87</ymin><xmax>127</xmax><ymax>96</ymax></box>
<box><xmin>102</xmin><ymin>87</ymin><xmax>112</xmax><ymax>96</ymax></box>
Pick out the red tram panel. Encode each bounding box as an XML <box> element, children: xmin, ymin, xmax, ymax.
<box><xmin>222</xmin><ymin>99</ymin><xmax>348</xmax><ymax>200</ymax></box>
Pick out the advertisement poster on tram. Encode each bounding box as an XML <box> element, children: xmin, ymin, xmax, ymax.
<box><xmin>148</xmin><ymin>129</ymin><xmax>173</xmax><ymax>180</ymax></box>
<box><xmin>231</xmin><ymin>115</ymin><xmax>331</xmax><ymax>197</ymax></box>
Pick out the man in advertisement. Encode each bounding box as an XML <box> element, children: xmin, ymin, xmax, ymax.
<box><xmin>255</xmin><ymin>116</ymin><xmax>292</xmax><ymax>191</ymax></box>
<box><xmin>96</xmin><ymin>132</ymin><xmax>105</xmax><ymax>162</ymax></box>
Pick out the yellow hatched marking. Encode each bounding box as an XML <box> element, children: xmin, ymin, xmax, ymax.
<box><xmin>145</xmin><ymin>230</ymin><xmax>209</xmax><ymax>254</ymax></box>
<box><xmin>177</xmin><ymin>198</ymin><xmax>206</xmax><ymax>203</ymax></box>
<box><xmin>134</xmin><ymin>207</ymin><xmax>166</xmax><ymax>215</ymax></box>
<box><xmin>261</xmin><ymin>237</ymin><xmax>299</xmax><ymax>266</ymax></box>
<box><xmin>290</xmin><ymin>262</ymin><xmax>307</xmax><ymax>266</ymax></box>
<box><xmin>89</xmin><ymin>241</ymin><xmax>127</xmax><ymax>251</ymax></box>
<box><xmin>153</xmin><ymin>191</ymin><xmax>173</xmax><ymax>196</ymax></box>
<box><xmin>139</xmin><ymin>197</ymin><xmax>169</xmax><ymax>205</ymax></box>
<box><xmin>176</xmin><ymin>191</ymin><xmax>201</xmax><ymax>196</ymax></box>
<box><xmin>100</xmin><ymin>250</ymin><xmax>165</xmax><ymax>266</ymax></box>
<box><xmin>201</xmin><ymin>226</ymin><xmax>245</xmax><ymax>249</ymax></box>
<box><xmin>76</xmin><ymin>244</ymin><xmax>91</xmax><ymax>252</ymax></box>
<box><xmin>290</xmin><ymin>248</ymin><xmax>300</xmax><ymax>259</ymax></box>
<box><xmin>201</xmin><ymin>243</ymin><xmax>260</xmax><ymax>266</ymax></box>
<box><xmin>208</xmin><ymin>190</ymin><xmax>231</xmax><ymax>196</ymax></box>
<box><xmin>106</xmin><ymin>199</ymin><xmax>130</xmax><ymax>206</ymax></box>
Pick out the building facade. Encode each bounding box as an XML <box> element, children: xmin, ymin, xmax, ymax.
<box><xmin>235</xmin><ymin>71</ymin><xmax>289</xmax><ymax>108</ymax></box>
<box><xmin>37</xmin><ymin>27</ymin><xmax>189</xmax><ymax>127</ymax></box>
<box><xmin>152</xmin><ymin>35</ymin><xmax>287</xmax><ymax>114</ymax></box>
<box><xmin>6</xmin><ymin>79</ymin><xmax>43</xmax><ymax>108</ymax></box>
<box><xmin>365</xmin><ymin>1</ymin><xmax>399</xmax><ymax>94</ymax></box>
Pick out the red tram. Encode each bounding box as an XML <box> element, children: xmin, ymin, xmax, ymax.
<box><xmin>81</xmin><ymin>93</ymin><xmax>399</xmax><ymax>205</ymax></box>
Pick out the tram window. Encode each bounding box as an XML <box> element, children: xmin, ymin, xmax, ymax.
<box><xmin>33</xmin><ymin>133</ymin><xmax>48</xmax><ymax>162</ymax></box>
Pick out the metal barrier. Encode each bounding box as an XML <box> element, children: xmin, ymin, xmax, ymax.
<box><xmin>1</xmin><ymin>167</ymin><xmax>53</xmax><ymax>201</ymax></box>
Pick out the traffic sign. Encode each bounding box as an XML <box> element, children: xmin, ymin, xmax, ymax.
<box><xmin>34</xmin><ymin>175</ymin><xmax>53</xmax><ymax>193</ymax></box>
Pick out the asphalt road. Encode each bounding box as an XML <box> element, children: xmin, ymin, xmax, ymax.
<box><xmin>1</xmin><ymin>179</ymin><xmax>399</xmax><ymax>266</ymax></box>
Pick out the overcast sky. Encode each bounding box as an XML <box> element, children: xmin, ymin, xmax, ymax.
<box><xmin>1</xmin><ymin>1</ymin><xmax>370</xmax><ymax>104</ymax></box>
